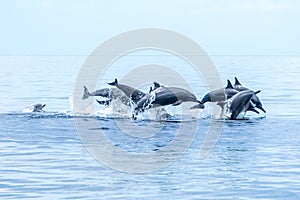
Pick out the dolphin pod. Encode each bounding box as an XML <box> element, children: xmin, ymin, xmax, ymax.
<box><xmin>82</xmin><ymin>77</ymin><xmax>266</xmax><ymax>120</ymax></box>
<box><xmin>200</xmin><ymin>77</ymin><xmax>266</xmax><ymax>119</ymax></box>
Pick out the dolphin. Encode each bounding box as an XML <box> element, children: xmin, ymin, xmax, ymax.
<box><xmin>133</xmin><ymin>82</ymin><xmax>204</xmax><ymax>116</ymax></box>
<box><xmin>107</xmin><ymin>79</ymin><xmax>146</xmax><ymax>104</ymax></box>
<box><xmin>82</xmin><ymin>86</ymin><xmax>129</xmax><ymax>106</ymax></box>
<box><xmin>234</xmin><ymin>77</ymin><xmax>266</xmax><ymax>113</ymax></box>
<box><xmin>82</xmin><ymin>86</ymin><xmax>122</xmax><ymax>99</ymax></box>
<box><xmin>200</xmin><ymin>80</ymin><xmax>239</xmax><ymax>104</ymax></box>
<box><xmin>229</xmin><ymin>90</ymin><xmax>260</xmax><ymax>119</ymax></box>
<box><xmin>32</xmin><ymin>103</ymin><xmax>46</xmax><ymax>112</ymax></box>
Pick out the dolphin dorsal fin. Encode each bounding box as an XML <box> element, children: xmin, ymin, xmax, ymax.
<box><xmin>234</xmin><ymin>77</ymin><xmax>241</xmax><ymax>86</ymax></box>
<box><xmin>226</xmin><ymin>80</ymin><xmax>233</xmax><ymax>89</ymax></box>
<box><xmin>153</xmin><ymin>82</ymin><xmax>161</xmax><ymax>89</ymax></box>
<box><xmin>107</xmin><ymin>78</ymin><xmax>118</xmax><ymax>86</ymax></box>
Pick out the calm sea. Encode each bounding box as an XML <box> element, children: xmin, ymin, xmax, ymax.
<box><xmin>0</xmin><ymin>55</ymin><xmax>299</xmax><ymax>199</ymax></box>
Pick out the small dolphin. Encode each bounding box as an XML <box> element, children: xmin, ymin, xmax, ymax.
<box><xmin>234</xmin><ymin>77</ymin><xmax>266</xmax><ymax>113</ymax></box>
<box><xmin>32</xmin><ymin>103</ymin><xmax>46</xmax><ymax>112</ymax></box>
<box><xmin>229</xmin><ymin>90</ymin><xmax>260</xmax><ymax>119</ymax></box>
<box><xmin>107</xmin><ymin>79</ymin><xmax>146</xmax><ymax>104</ymax></box>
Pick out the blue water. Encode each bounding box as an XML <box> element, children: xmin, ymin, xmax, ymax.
<box><xmin>0</xmin><ymin>56</ymin><xmax>300</xmax><ymax>199</ymax></box>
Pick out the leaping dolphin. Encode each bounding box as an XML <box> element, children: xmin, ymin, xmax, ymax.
<box><xmin>229</xmin><ymin>90</ymin><xmax>261</xmax><ymax>119</ymax></box>
<box><xmin>133</xmin><ymin>82</ymin><xmax>204</xmax><ymax>116</ymax></box>
<box><xmin>200</xmin><ymin>80</ymin><xmax>239</xmax><ymax>104</ymax></box>
<box><xmin>201</xmin><ymin>79</ymin><xmax>264</xmax><ymax>117</ymax></box>
<box><xmin>234</xmin><ymin>77</ymin><xmax>266</xmax><ymax>113</ymax></box>
<box><xmin>107</xmin><ymin>79</ymin><xmax>146</xmax><ymax>104</ymax></box>
<box><xmin>82</xmin><ymin>86</ymin><xmax>129</xmax><ymax>106</ymax></box>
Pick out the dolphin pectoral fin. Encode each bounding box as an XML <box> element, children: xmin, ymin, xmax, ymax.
<box><xmin>82</xmin><ymin>86</ymin><xmax>90</xmax><ymax>100</ymax></box>
<box><xmin>247</xmin><ymin>102</ymin><xmax>260</xmax><ymax>114</ymax></box>
<box><xmin>107</xmin><ymin>78</ymin><xmax>118</xmax><ymax>86</ymax></box>
<box><xmin>254</xmin><ymin>90</ymin><xmax>261</xmax><ymax>95</ymax></box>
<box><xmin>172</xmin><ymin>100</ymin><xmax>183</xmax><ymax>106</ymax></box>
<box><xmin>247</xmin><ymin>107</ymin><xmax>259</xmax><ymax>114</ymax></box>
<box><xmin>96</xmin><ymin>99</ymin><xmax>111</xmax><ymax>106</ymax></box>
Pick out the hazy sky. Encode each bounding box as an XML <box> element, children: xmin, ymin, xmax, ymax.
<box><xmin>1</xmin><ymin>0</ymin><xmax>299</xmax><ymax>55</ymax></box>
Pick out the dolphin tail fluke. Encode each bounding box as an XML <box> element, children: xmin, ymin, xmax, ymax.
<box><xmin>190</xmin><ymin>101</ymin><xmax>205</xmax><ymax>109</ymax></box>
<box><xmin>234</xmin><ymin>77</ymin><xmax>242</xmax><ymax>86</ymax></box>
<box><xmin>82</xmin><ymin>86</ymin><xmax>91</xmax><ymax>100</ymax></box>
<box><xmin>107</xmin><ymin>78</ymin><xmax>118</xmax><ymax>86</ymax></box>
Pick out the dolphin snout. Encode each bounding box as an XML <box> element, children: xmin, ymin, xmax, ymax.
<box><xmin>256</xmin><ymin>104</ymin><xmax>266</xmax><ymax>113</ymax></box>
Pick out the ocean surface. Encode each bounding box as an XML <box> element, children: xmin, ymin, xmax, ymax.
<box><xmin>0</xmin><ymin>55</ymin><xmax>300</xmax><ymax>199</ymax></box>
